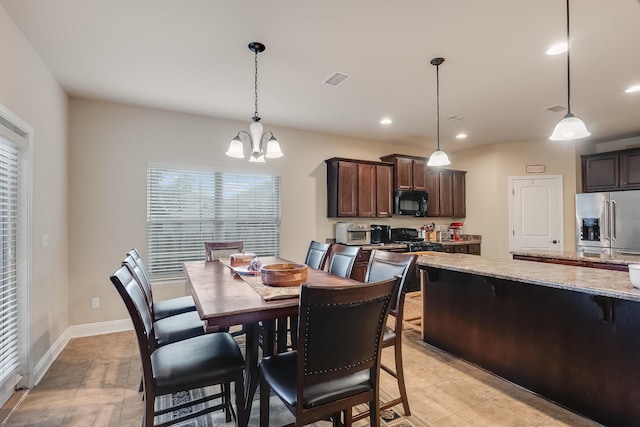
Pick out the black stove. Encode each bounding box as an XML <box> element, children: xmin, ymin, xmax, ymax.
<box><xmin>390</xmin><ymin>228</ymin><xmax>442</xmax><ymax>253</ymax></box>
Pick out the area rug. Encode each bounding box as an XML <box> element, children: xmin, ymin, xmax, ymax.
<box><xmin>157</xmin><ymin>383</ymin><xmax>428</xmax><ymax>427</ymax></box>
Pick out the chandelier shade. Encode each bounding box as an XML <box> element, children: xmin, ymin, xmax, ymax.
<box><xmin>427</xmin><ymin>57</ymin><xmax>451</xmax><ymax>167</ymax></box>
<box><xmin>549</xmin><ymin>0</ymin><xmax>590</xmax><ymax>141</ymax></box>
<box><xmin>226</xmin><ymin>42</ymin><xmax>283</xmax><ymax>161</ymax></box>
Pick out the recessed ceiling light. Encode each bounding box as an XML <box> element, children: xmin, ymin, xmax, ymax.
<box><xmin>380</xmin><ymin>118</ymin><xmax>392</xmax><ymax>125</ymax></box>
<box><xmin>546</xmin><ymin>42</ymin><xmax>568</xmax><ymax>55</ymax></box>
<box><xmin>625</xmin><ymin>85</ymin><xmax>640</xmax><ymax>93</ymax></box>
<box><xmin>456</xmin><ymin>133</ymin><xmax>468</xmax><ymax>139</ymax></box>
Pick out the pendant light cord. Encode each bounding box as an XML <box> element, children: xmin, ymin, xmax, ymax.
<box><xmin>566</xmin><ymin>0</ymin><xmax>572</xmax><ymax>115</ymax></box>
<box><xmin>436</xmin><ymin>63</ymin><xmax>441</xmax><ymax>150</ymax></box>
<box><xmin>253</xmin><ymin>49</ymin><xmax>260</xmax><ymax>121</ymax></box>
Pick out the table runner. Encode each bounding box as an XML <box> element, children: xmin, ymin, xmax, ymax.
<box><xmin>219</xmin><ymin>258</ymin><xmax>301</xmax><ymax>301</ymax></box>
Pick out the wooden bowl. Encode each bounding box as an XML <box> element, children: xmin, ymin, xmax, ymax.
<box><xmin>260</xmin><ymin>263</ymin><xmax>308</xmax><ymax>287</ymax></box>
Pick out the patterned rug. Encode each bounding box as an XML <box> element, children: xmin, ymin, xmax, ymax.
<box><xmin>158</xmin><ymin>382</ymin><xmax>427</xmax><ymax>427</ymax></box>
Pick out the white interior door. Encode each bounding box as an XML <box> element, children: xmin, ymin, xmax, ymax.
<box><xmin>510</xmin><ymin>176</ymin><xmax>563</xmax><ymax>252</ymax></box>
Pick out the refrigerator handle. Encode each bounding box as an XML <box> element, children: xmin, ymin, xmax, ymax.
<box><xmin>604</xmin><ymin>199</ymin><xmax>610</xmax><ymax>241</ymax></box>
<box><xmin>611</xmin><ymin>200</ymin><xmax>616</xmax><ymax>242</ymax></box>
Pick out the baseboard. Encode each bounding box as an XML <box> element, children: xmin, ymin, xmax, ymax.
<box><xmin>31</xmin><ymin>319</ymin><xmax>133</xmax><ymax>387</ymax></box>
<box><xmin>68</xmin><ymin>318</ymin><xmax>133</xmax><ymax>338</ymax></box>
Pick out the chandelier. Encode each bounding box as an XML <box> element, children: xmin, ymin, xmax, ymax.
<box><xmin>226</xmin><ymin>42</ymin><xmax>283</xmax><ymax>162</ymax></box>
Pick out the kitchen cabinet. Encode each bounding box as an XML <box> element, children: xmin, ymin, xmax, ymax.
<box><xmin>441</xmin><ymin>243</ymin><xmax>480</xmax><ymax>255</ymax></box>
<box><xmin>379</xmin><ymin>154</ymin><xmax>428</xmax><ymax>191</ymax></box>
<box><xmin>326</xmin><ymin>158</ymin><xmax>393</xmax><ymax>218</ymax></box>
<box><xmin>426</xmin><ymin>169</ymin><xmax>466</xmax><ymax>217</ymax></box>
<box><xmin>581</xmin><ymin>148</ymin><xmax>640</xmax><ymax>192</ymax></box>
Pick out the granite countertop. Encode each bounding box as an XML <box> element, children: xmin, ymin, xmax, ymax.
<box><xmin>360</xmin><ymin>243</ymin><xmax>407</xmax><ymax>251</ymax></box>
<box><xmin>436</xmin><ymin>234</ymin><xmax>482</xmax><ymax>246</ymax></box>
<box><xmin>511</xmin><ymin>249</ymin><xmax>640</xmax><ymax>266</ymax></box>
<box><xmin>416</xmin><ymin>252</ymin><xmax>640</xmax><ymax>303</ymax></box>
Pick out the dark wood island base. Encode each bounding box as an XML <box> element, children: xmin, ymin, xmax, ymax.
<box><xmin>419</xmin><ymin>261</ymin><xmax>640</xmax><ymax>427</ymax></box>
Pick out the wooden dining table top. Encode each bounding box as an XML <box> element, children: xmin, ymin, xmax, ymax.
<box><xmin>183</xmin><ymin>256</ymin><xmax>360</xmax><ymax>332</ymax></box>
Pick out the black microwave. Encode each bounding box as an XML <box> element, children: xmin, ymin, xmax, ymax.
<box><xmin>394</xmin><ymin>190</ymin><xmax>429</xmax><ymax>217</ymax></box>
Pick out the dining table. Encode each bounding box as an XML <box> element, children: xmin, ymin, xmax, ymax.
<box><xmin>182</xmin><ymin>256</ymin><xmax>361</xmax><ymax>424</ymax></box>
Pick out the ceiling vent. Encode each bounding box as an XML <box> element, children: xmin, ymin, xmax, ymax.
<box><xmin>323</xmin><ymin>72</ymin><xmax>351</xmax><ymax>86</ymax></box>
<box><xmin>545</xmin><ymin>105</ymin><xmax>567</xmax><ymax>113</ymax></box>
<box><xmin>447</xmin><ymin>115</ymin><xmax>466</xmax><ymax>122</ymax></box>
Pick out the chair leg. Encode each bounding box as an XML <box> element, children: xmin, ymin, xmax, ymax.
<box><xmin>275</xmin><ymin>318</ymin><xmax>288</xmax><ymax>353</ymax></box>
<box><xmin>394</xmin><ymin>341</ymin><xmax>411</xmax><ymax>416</ymax></box>
<box><xmin>235</xmin><ymin>375</ymin><xmax>247</xmax><ymax>427</ymax></box>
<box><xmin>369</xmin><ymin>399</ymin><xmax>381</xmax><ymax>427</ymax></box>
<box><xmin>260</xmin><ymin>375</ymin><xmax>270</xmax><ymax>427</ymax></box>
<box><xmin>223</xmin><ymin>383</ymin><xmax>232</xmax><ymax>422</ymax></box>
<box><xmin>344</xmin><ymin>407</ymin><xmax>353</xmax><ymax>427</ymax></box>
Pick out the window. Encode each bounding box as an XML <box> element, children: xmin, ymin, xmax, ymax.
<box><xmin>0</xmin><ymin>110</ymin><xmax>29</xmax><ymax>407</ymax></box>
<box><xmin>147</xmin><ymin>164</ymin><xmax>281</xmax><ymax>281</ymax></box>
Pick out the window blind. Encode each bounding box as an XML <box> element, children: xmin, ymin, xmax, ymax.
<box><xmin>147</xmin><ymin>165</ymin><xmax>281</xmax><ymax>281</ymax></box>
<box><xmin>0</xmin><ymin>125</ymin><xmax>26</xmax><ymax>407</ymax></box>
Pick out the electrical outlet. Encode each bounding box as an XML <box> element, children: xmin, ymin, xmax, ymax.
<box><xmin>42</xmin><ymin>233</ymin><xmax>49</xmax><ymax>247</ymax></box>
<box><xmin>92</xmin><ymin>298</ymin><xmax>100</xmax><ymax>309</ymax></box>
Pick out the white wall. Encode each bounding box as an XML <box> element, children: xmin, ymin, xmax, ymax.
<box><xmin>68</xmin><ymin>98</ymin><xmax>441</xmax><ymax>324</ymax></box>
<box><xmin>0</xmin><ymin>7</ymin><xmax>69</xmax><ymax>374</ymax></box>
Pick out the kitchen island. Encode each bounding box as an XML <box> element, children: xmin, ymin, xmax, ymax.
<box><xmin>511</xmin><ymin>249</ymin><xmax>640</xmax><ymax>271</ymax></box>
<box><xmin>417</xmin><ymin>253</ymin><xmax>640</xmax><ymax>427</ymax></box>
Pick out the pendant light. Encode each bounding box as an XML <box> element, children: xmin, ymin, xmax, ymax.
<box><xmin>549</xmin><ymin>0</ymin><xmax>590</xmax><ymax>141</ymax></box>
<box><xmin>427</xmin><ymin>57</ymin><xmax>451</xmax><ymax>167</ymax></box>
<box><xmin>226</xmin><ymin>42</ymin><xmax>283</xmax><ymax>162</ymax></box>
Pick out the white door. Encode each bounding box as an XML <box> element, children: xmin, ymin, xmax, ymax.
<box><xmin>510</xmin><ymin>176</ymin><xmax>563</xmax><ymax>252</ymax></box>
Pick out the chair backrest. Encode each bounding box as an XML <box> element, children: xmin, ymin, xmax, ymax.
<box><xmin>296</xmin><ymin>277</ymin><xmax>398</xmax><ymax>393</ymax></box>
<box><xmin>364</xmin><ymin>250</ymin><xmax>417</xmax><ymax>323</ymax></box>
<box><xmin>326</xmin><ymin>244</ymin><xmax>360</xmax><ymax>278</ymax></box>
<box><xmin>304</xmin><ymin>241</ymin><xmax>332</xmax><ymax>270</ymax></box>
<box><xmin>110</xmin><ymin>266</ymin><xmax>156</xmax><ymax>369</ymax></box>
<box><xmin>204</xmin><ymin>241</ymin><xmax>244</xmax><ymax>261</ymax></box>
<box><xmin>123</xmin><ymin>254</ymin><xmax>154</xmax><ymax>314</ymax></box>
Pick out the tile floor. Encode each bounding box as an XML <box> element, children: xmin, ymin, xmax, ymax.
<box><xmin>1</xmin><ymin>317</ymin><xmax>604</xmax><ymax>426</ymax></box>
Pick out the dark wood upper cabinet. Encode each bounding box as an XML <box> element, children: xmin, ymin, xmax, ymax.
<box><xmin>326</xmin><ymin>158</ymin><xmax>393</xmax><ymax>218</ymax></box>
<box><xmin>582</xmin><ymin>148</ymin><xmax>640</xmax><ymax>192</ymax></box>
<box><xmin>380</xmin><ymin>154</ymin><xmax>427</xmax><ymax>190</ymax></box>
<box><xmin>426</xmin><ymin>168</ymin><xmax>466</xmax><ymax>218</ymax></box>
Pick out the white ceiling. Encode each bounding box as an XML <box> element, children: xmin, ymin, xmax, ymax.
<box><xmin>2</xmin><ymin>0</ymin><xmax>640</xmax><ymax>152</ymax></box>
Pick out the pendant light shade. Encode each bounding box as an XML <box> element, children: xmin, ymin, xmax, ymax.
<box><xmin>549</xmin><ymin>0</ymin><xmax>590</xmax><ymax>141</ymax></box>
<box><xmin>226</xmin><ymin>42</ymin><xmax>284</xmax><ymax>161</ymax></box>
<box><xmin>427</xmin><ymin>57</ymin><xmax>451</xmax><ymax>167</ymax></box>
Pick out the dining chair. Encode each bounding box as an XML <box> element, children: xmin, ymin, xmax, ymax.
<box><xmin>110</xmin><ymin>265</ymin><xmax>247</xmax><ymax>427</ymax></box>
<box><xmin>353</xmin><ymin>250</ymin><xmax>417</xmax><ymax>421</ymax></box>
<box><xmin>326</xmin><ymin>243</ymin><xmax>360</xmax><ymax>279</ymax></box>
<box><xmin>123</xmin><ymin>255</ymin><xmax>206</xmax><ymax>346</ymax></box>
<box><xmin>304</xmin><ymin>240</ymin><xmax>332</xmax><ymax>270</ymax></box>
<box><xmin>127</xmin><ymin>248</ymin><xmax>196</xmax><ymax>320</ymax></box>
<box><xmin>259</xmin><ymin>276</ymin><xmax>400</xmax><ymax>427</ymax></box>
<box><xmin>274</xmin><ymin>240</ymin><xmax>333</xmax><ymax>353</ymax></box>
<box><xmin>204</xmin><ymin>240</ymin><xmax>244</xmax><ymax>261</ymax></box>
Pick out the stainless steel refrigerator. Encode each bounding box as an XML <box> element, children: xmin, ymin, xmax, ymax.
<box><xmin>576</xmin><ymin>190</ymin><xmax>640</xmax><ymax>256</ymax></box>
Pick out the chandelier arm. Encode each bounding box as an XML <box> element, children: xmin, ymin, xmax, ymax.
<box><xmin>237</xmin><ymin>130</ymin><xmax>252</xmax><ymax>144</ymax></box>
<box><xmin>260</xmin><ymin>131</ymin><xmax>274</xmax><ymax>148</ymax></box>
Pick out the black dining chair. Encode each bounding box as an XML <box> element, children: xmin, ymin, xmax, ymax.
<box><xmin>259</xmin><ymin>276</ymin><xmax>399</xmax><ymax>427</ymax></box>
<box><xmin>326</xmin><ymin>243</ymin><xmax>360</xmax><ymax>279</ymax></box>
<box><xmin>123</xmin><ymin>255</ymin><xmax>206</xmax><ymax>346</ymax></box>
<box><xmin>353</xmin><ymin>250</ymin><xmax>417</xmax><ymax>421</ymax></box>
<box><xmin>274</xmin><ymin>240</ymin><xmax>333</xmax><ymax>354</ymax></box>
<box><xmin>304</xmin><ymin>240</ymin><xmax>332</xmax><ymax>270</ymax></box>
<box><xmin>127</xmin><ymin>248</ymin><xmax>196</xmax><ymax>320</ymax></box>
<box><xmin>110</xmin><ymin>265</ymin><xmax>247</xmax><ymax>427</ymax></box>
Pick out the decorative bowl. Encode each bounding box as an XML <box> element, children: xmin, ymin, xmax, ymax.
<box><xmin>260</xmin><ymin>263</ymin><xmax>308</xmax><ymax>287</ymax></box>
<box><xmin>629</xmin><ymin>264</ymin><xmax>640</xmax><ymax>289</ymax></box>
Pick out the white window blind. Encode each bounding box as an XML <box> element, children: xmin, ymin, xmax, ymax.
<box><xmin>147</xmin><ymin>165</ymin><xmax>281</xmax><ymax>281</ymax></box>
<box><xmin>0</xmin><ymin>118</ymin><xmax>27</xmax><ymax>407</ymax></box>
